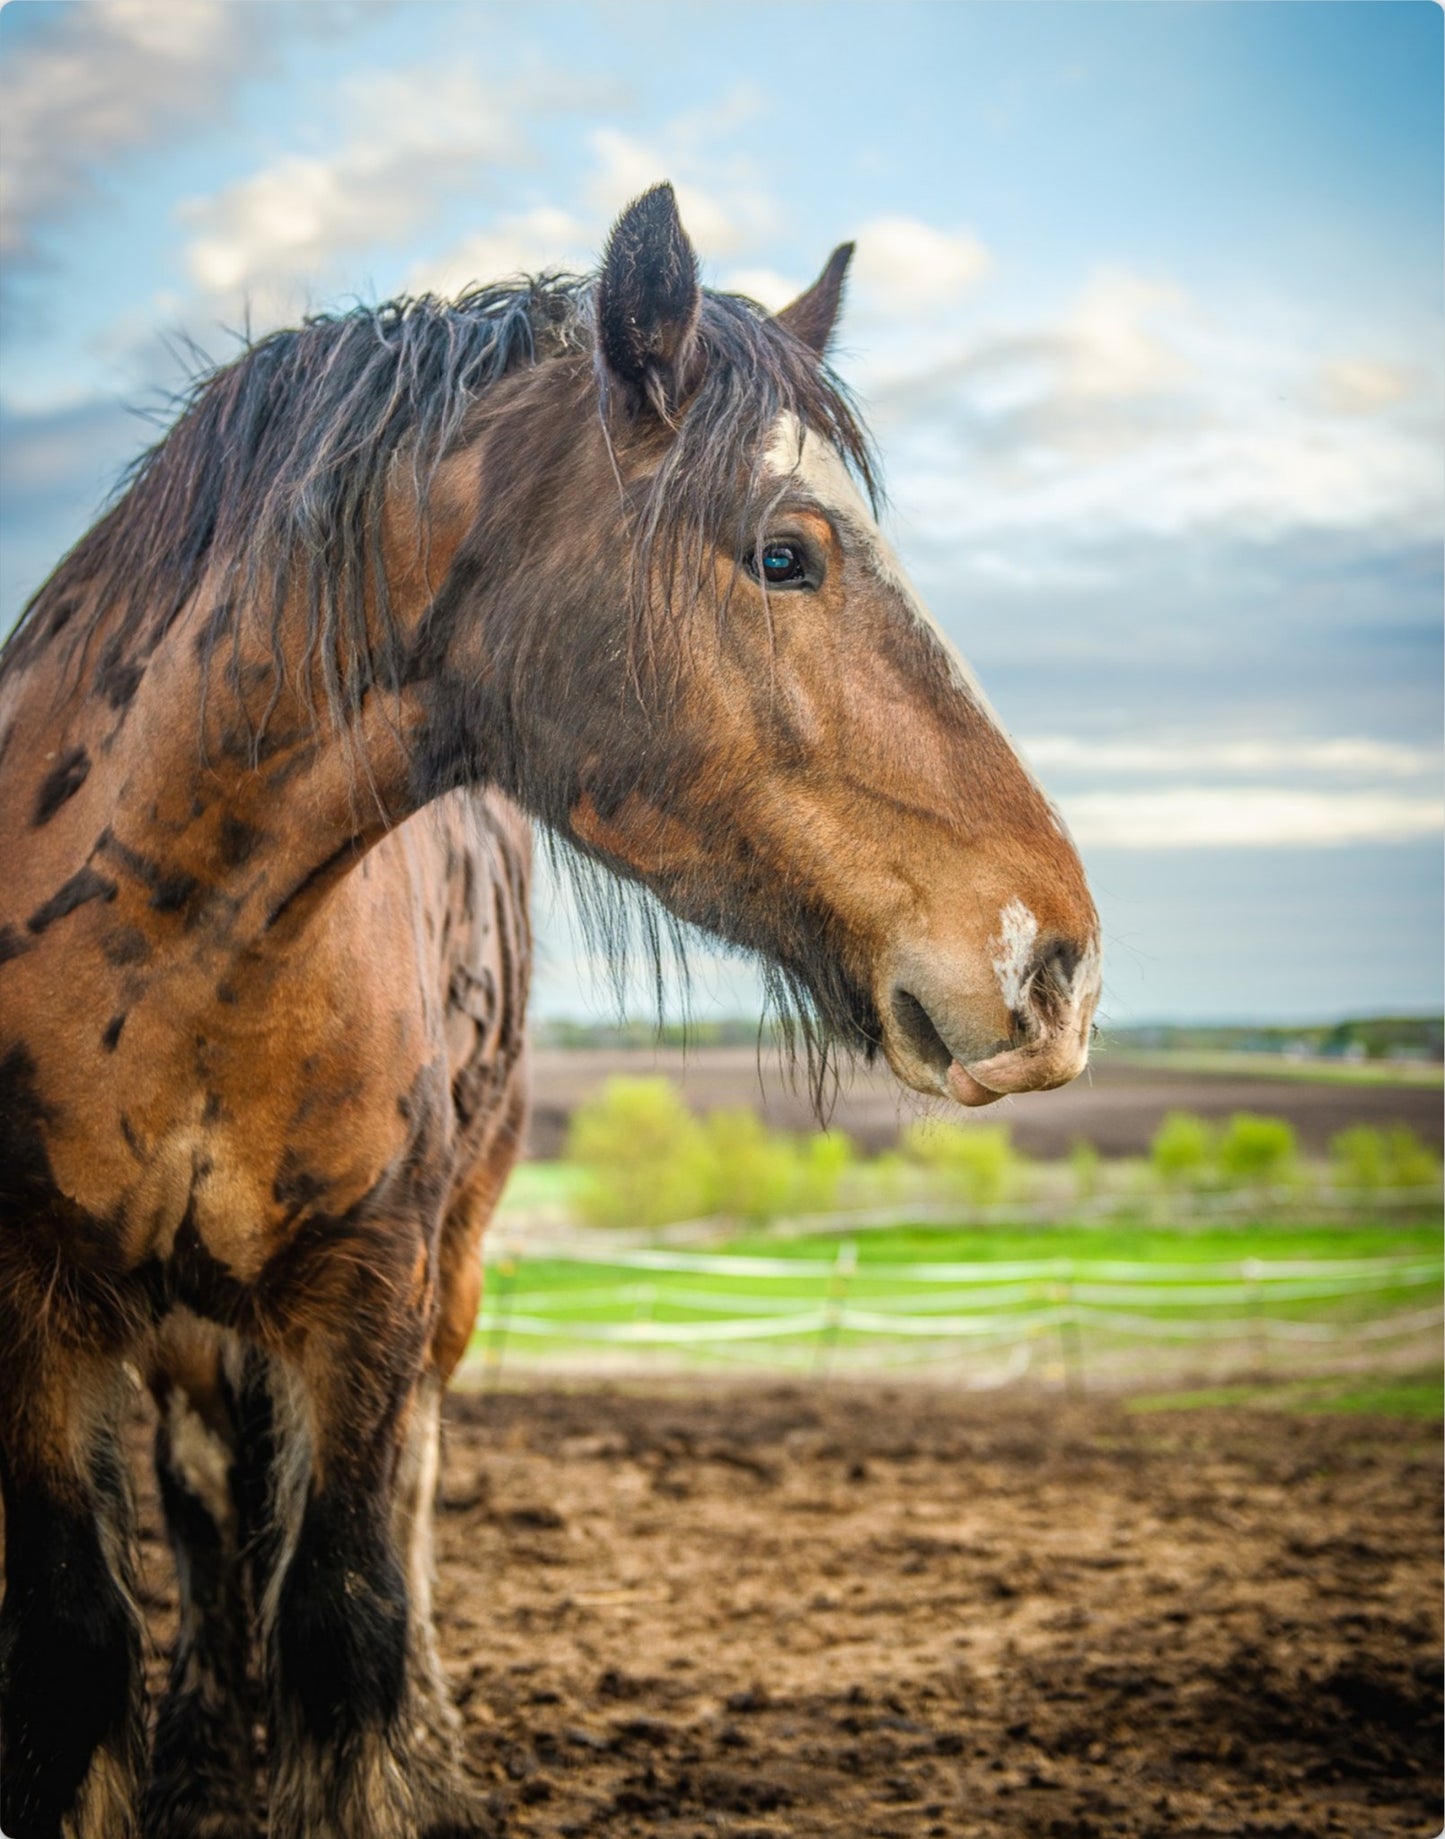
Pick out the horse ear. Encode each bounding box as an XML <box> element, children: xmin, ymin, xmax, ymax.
<box><xmin>777</xmin><ymin>243</ymin><xmax>854</xmax><ymax>356</ymax></box>
<box><xmin>596</xmin><ymin>182</ymin><xmax>702</xmax><ymax>417</ymax></box>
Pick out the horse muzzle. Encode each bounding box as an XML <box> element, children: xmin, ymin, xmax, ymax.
<box><xmin>880</xmin><ymin>929</ymin><xmax>1102</xmax><ymax>1109</ymax></box>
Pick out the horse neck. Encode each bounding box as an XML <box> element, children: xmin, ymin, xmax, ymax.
<box><xmin>11</xmin><ymin>414</ymin><xmax>517</xmax><ymax>952</ymax></box>
<box><xmin>21</xmin><ymin>565</ymin><xmax>432</xmax><ymax>960</ymax></box>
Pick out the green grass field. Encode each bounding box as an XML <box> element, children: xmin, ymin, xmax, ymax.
<box><xmin>471</xmin><ymin>1212</ymin><xmax>1443</xmax><ymax>1399</ymax></box>
<box><xmin>1107</xmin><ymin>1049</ymin><xmax>1444</xmax><ymax>1087</ymax></box>
<box><xmin>1127</xmin><ymin>1371</ymin><xmax>1444</xmax><ymax>1418</ymax></box>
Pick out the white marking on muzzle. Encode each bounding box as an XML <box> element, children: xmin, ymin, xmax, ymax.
<box><xmin>991</xmin><ymin>898</ymin><xmax>1040</xmax><ymax>1013</ymax></box>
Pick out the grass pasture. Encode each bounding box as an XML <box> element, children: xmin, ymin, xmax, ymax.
<box><xmin>1126</xmin><ymin>1370</ymin><xmax>1445</xmax><ymax>1418</ymax></box>
<box><xmin>1108</xmin><ymin>1048</ymin><xmax>1445</xmax><ymax>1087</ymax></box>
<box><xmin>470</xmin><ymin>1214</ymin><xmax>1443</xmax><ymax>1396</ymax></box>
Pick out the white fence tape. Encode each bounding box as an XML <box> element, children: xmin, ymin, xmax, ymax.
<box><xmin>517</xmin><ymin>1269</ymin><xmax>1441</xmax><ymax>1313</ymax></box>
<box><xmin>476</xmin><ymin>1244</ymin><xmax>1443</xmax><ymax>1367</ymax></box>
<box><xmin>491</xmin><ymin>1244</ymin><xmax>1440</xmax><ymax>1285</ymax></box>
<box><xmin>481</xmin><ymin>1304</ymin><xmax>1445</xmax><ymax>1348</ymax></box>
<box><xmin>492</xmin><ymin>1310</ymin><xmax>833</xmax><ymax>1343</ymax></box>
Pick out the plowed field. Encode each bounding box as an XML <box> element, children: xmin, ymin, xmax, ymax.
<box><xmin>131</xmin><ymin>1381</ymin><xmax>1444</xmax><ymax>1837</ymax></box>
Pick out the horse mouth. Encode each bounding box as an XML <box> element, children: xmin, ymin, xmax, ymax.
<box><xmin>888</xmin><ymin>988</ymin><xmax>953</xmax><ymax>1082</ymax></box>
<box><xmin>885</xmin><ymin>981</ymin><xmax>1093</xmax><ymax>1108</ymax></box>
<box><xmin>885</xmin><ymin>987</ymin><xmax>1004</xmax><ymax>1107</ymax></box>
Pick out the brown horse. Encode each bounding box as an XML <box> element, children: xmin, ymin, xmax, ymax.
<box><xmin>0</xmin><ymin>185</ymin><xmax>1100</xmax><ymax>1838</ymax></box>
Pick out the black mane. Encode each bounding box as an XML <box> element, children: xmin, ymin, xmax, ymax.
<box><xmin>2</xmin><ymin>270</ymin><xmax>881</xmax><ymax>1103</ymax></box>
<box><xmin>3</xmin><ymin>275</ymin><xmax>876</xmax><ymax>732</ymax></box>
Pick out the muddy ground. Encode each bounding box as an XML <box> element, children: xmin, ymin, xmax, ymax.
<box><xmin>132</xmin><ymin>1382</ymin><xmax>1442</xmax><ymax>1838</ymax></box>
<box><xmin>524</xmin><ymin>1048</ymin><xmax>1444</xmax><ymax>1160</ymax></box>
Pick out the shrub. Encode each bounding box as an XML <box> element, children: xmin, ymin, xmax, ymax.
<box><xmin>1069</xmin><ymin>1137</ymin><xmax>1102</xmax><ymax>1203</ymax></box>
<box><xmin>1150</xmin><ymin>1111</ymin><xmax>1213</xmax><ymax>1188</ymax></box>
<box><xmin>1216</xmin><ymin>1113</ymin><xmax>1297</xmax><ymax>1189</ymax></box>
<box><xmin>704</xmin><ymin>1107</ymin><xmax>798</xmax><ymax>1221</ymax></box>
<box><xmin>794</xmin><ymin>1129</ymin><xmax>855</xmax><ymax>1214</ymax></box>
<box><xmin>1330</xmin><ymin>1125</ymin><xmax>1385</xmax><ymax>1194</ymax></box>
<box><xmin>565</xmin><ymin>1076</ymin><xmax>713</xmax><ymax>1229</ymax></box>
<box><xmin>564</xmin><ymin>1081</ymin><xmax>860</xmax><ymax>1229</ymax></box>
<box><xmin>1383</xmin><ymin>1125</ymin><xmax>1442</xmax><ymax>1189</ymax></box>
<box><xmin>904</xmin><ymin>1120</ymin><xmax>1016</xmax><ymax>1207</ymax></box>
<box><xmin>1332</xmin><ymin>1124</ymin><xmax>1442</xmax><ymax>1194</ymax></box>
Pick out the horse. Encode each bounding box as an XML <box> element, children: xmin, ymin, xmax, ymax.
<box><xmin>0</xmin><ymin>183</ymin><xmax>1101</xmax><ymax>1838</ymax></box>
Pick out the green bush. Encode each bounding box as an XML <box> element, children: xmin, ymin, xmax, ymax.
<box><xmin>704</xmin><ymin>1107</ymin><xmax>798</xmax><ymax>1221</ymax></box>
<box><xmin>1332</xmin><ymin>1124</ymin><xmax>1442</xmax><ymax>1194</ymax></box>
<box><xmin>1150</xmin><ymin>1111</ymin><xmax>1214</xmax><ymax>1188</ymax></box>
<box><xmin>1216</xmin><ymin>1113</ymin><xmax>1297</xmax><ymax>1188</ymax></box>
<box><xmin>903</xmin><ymin>1120</ymin><xmax>1016</xmax><ymax>1207</ymax></box>
<box><xmin>1331</xmin><ymin>1124</ymin><xmax>1386</xmax><ymax>1193</ymax></box>
<box><xmin>794</xmin><ymin>1129</ymin><xmax>855</xmax><ymax>1213</ymax></box>
<box><xmin>564</xmin><ymin>1079</ymin><xmax>860</xmax><ymax>1229</ymax></box>
<box><xmin>1384</xmin><ymin>1126</ymin><xmax>1442</xmax><ymax>1189</ymax></box>
<box><xmin>1069</xmin><ymin>1137</ymin><xmax>1102</xmax><ymax>1202</ymax></box>
<box><xmin>565</xmin><ymin>1076</ymin><xmax>713</xmax><ymax>1229</ymax></box>
<box><xmin>704</xmin><ymin>1115</ymin><xmax>856</xmax><ymax>1220</ymax></box>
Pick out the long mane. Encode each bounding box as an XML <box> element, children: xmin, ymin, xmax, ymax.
<box><xmin>2</xmin><ymin>272</ymin><xmax>882</xmax><ymax>1105</ymax></box>
<box><xmin>3</xmin><ymin>277</ymin><xmax>875</xmax><ymax>726</ymax></box>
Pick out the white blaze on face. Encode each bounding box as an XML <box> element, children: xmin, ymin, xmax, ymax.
<box><xmin>763</xmin><ymin>411</ymin><xmax>1011</xmax><ymax>734</ymax></box>
<box><xmin>991</xmin><ymin>897</ymin><xmax>1040</xmax><ymax>1013</ymax></box>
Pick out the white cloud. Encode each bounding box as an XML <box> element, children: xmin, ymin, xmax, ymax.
<box><xmin>583</xmin><ymin>123</ymin><xmax>778</xmax><ymax>256</ymax></box>
<box><xmin>850</xmin><ymin>216</ymin><xmax>992</xmax><ymax>311</ymax></box>
<box><xmin>172</xmin><ymin>73</ymin><xmax>784</xmax><ymax>338</ymax></box>
<box><xmin>1061</xmin><ymin>787</ymin><xmax>1443</xmax><ymax>850</ymax></box>
<box><xmin>1315</xmin><ymin>358</ymin><xmax>1414</xmax><ymax>416</ymax></box>
<box><xmin>179</xmin><ymin>65</ymin><xmax>519</xmax><ymax>307</ymax></box>
<box><xmin>1059</xmin><ymin>268</ymin><xmax>1188</xmax><ymax>399</ymax></box>
<box><xmin>405</xmin><ymin>208</ymin><xmax>593</xmax><ymax>299</ymax></box>
<box><xmin>1024</xmin><ymin>734</ymin><xmax>1444</xmax><ymax>852</ymax></box>
<box><xmin>867</xmin><ymin>266</ymin><xmax>1443</xmax><ymax>553</ymax></box>
<box><xmin>1025</xmin><ymin>736</ymin><xmax>1443</xmax><ymax>780</ymax></box>
<box><xmin>1</xmin><ymin>0</ymin><xmax>268</xmax><ymax>261</ymax></box>
<box><xmin>718</xmin><ymin>267</ymin><xmax>805</xmax><ymax>313</ymax></box>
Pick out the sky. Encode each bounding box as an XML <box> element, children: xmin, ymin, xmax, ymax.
<box><xmin>1</xmin><ymin>0</ymin><xmax>1440</xmax><ymax>1026</ymax></box>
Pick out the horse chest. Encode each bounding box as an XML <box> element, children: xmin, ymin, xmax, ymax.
<box><xmin>21</xmin><ymin>979</ymin><xmax>439</xmax><ymax>1279</ymax></box>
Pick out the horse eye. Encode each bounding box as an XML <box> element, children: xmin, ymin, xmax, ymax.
<box><xmin>746</xmin><ymin>542</ymin><xmax>809</xmax><ymax>588</ymax></box>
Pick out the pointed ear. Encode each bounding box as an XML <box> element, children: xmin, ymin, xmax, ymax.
<box><xmin>776</xmin><ymin>243</ymin><xmax>854</xmax><ymax>355</ymax></box>
<box><xmin>595</xmin><ymin>182</ymin><xmax>702</xmax><ymax>417</ymax></box>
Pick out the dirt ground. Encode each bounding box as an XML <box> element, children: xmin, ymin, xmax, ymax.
<box><xmin>524</xmin><ymin>1048</ymin><xmax>1445</xmax><ymax>1161</ymax></box>
<box><xmin>131</xmin><ymin>1381</ymin><xmax>1442</xmax><ymax>1838</ymax></box>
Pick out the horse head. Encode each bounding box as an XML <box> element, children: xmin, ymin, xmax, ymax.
<box><xmin>413</xmin><ymin>185</ymin><xmax>1101</xmax><ymax>1106</ymax></box>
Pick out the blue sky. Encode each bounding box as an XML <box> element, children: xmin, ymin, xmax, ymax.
<box><xmin>1</xmin><ymin>0</ymin><xmax>1440</xmax><ymax>1025</ymax></box>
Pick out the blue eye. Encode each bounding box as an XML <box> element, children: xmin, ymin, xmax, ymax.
<box><xmin>747</xmin><ymin>541</ymin><xmax>808</xmax><ymax>587</ymax></box>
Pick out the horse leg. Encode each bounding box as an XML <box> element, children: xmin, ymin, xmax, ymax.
<box><xmin>141</xmin><ymin>1319</ymin><xmax>258</xmax><ymax>1839</ymax></box>
<box><xmin>0</xmin><ymin>1347</ymin><xmax>145</xmax><ymax>1839</ymax></box>
<box><xmin>388</xmin><ymin>1371</ymin><xmax>478</xmax><ymax>1831</ymax></box>
<box><xmin>257</xmin><ymin>1227</ymin><xmax>481</xmax><ymax>1839</ymax></box>
<box><xmin>373</xmin><ymin>1093</ymin><xmax>532</xmax><ymax>1832</ymax></box>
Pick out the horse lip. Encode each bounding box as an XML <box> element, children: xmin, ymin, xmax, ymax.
<box><xmin>961</xmin><ymin>1037</ymin><xmax>1089</xmax><ymax>1098</ymax></box>
<box><xmin>881</xmin><ymin>974</ymin><xmax>1091</xmax><ymax>1105</ymax></box>
<box><xmin>946</xmin><ymin>1061</ymin><xmax>1007</xmax><ymax>1108</ymax></box>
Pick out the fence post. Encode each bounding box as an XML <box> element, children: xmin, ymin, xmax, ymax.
<box><xmin>485</xmin><ymin>1251</ymin><xmax>518</xmax><ymax>1390</ymax></box>
<box><xmin>815</xmin><ymin>1239</ymin><xmax>858</xmax><ymax>1377</ymax></box>
<box><xmin>1242</xmin><ymin>1256</ymin><xmax>1267</xmax><ymax>1371</ymax></box>
<box><xmin>1054</xmin><ymin>1256</ymin><xmax>1085</xmax><ymax>1395</ymax></box>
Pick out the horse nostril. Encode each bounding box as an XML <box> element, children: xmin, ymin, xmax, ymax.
<box><xmin>1018</xmin><ymin>936</ymin><xmax>1088</xmax><ymax>1033</ymax></box>
<box><xmin>890</xmin><ymin>987</ymin><xmax>953</xmax><ymax>1077</ymax></box>
<box><xmin>1034</xmin><ymin>937</ymin><xmax>1081</xmax><ymax>991</ymax></box>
